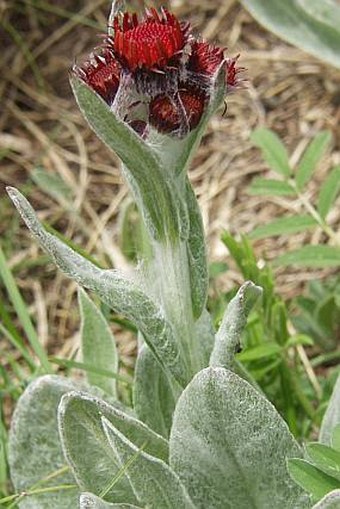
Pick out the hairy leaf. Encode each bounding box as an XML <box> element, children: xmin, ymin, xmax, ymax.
<box><xmin>80</xmin><ymin>492</ymin><xmax>143</xmax><ymax>508</ymax></box>
<box><xmin>133</xmin><ymin>345</ymin><xmax>176</xmax><ymax>439</ymax></box>
<box><xmin>8</xmin><ymin>376</ymin><xmax>80</xmax><ymax>509</ymax></box>
<box><xmin>240</xmin><ymin>0</ymin><xmax>340</xmax><ymax>69</ymax></box>
<box><xmin>59</xmin><ymin>391</ymin><xmax>168</xmax><ymax>503</ymax></box>
<box><xmin>102</xmin><ymin>417</ymin><xmax>195</xmax><ymax>509</ymax></box>
<box><xmin>70</xmin><ymin>75</ymin><xmax>186</xmax><ymax>242</ymax></box>
<box><xmin>7</xmin><ymin>187</ymin><xmax>188</xmax><ymax>387</ymax></box>
<box><xmin>170</xmin><ymin>367</ymin><xmax>309</xmax><ymax>509</ymax></box>
<box><xmin>312</xmin><ymin>489</ymin><xmax>340</xmax><ymax>509</ymax></box>
<box><xmin>78</xmin><ymin>288</ymin><xmax>118</xmax><ymax>397</ymax></box>
<box><xmin>320</xmin><ymin>375</ymin><xmax>340</xmax><ymax>446</ymax></box>
<box><xmin>210</xmin><ymin>281</ymin><xmax>262</xmax><ymax>368</ymax></box>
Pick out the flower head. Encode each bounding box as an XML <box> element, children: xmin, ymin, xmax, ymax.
<box><xmin>73</xmin><ymin>6</ymin><xmax>241</xmax><ymax>138</ymax></box>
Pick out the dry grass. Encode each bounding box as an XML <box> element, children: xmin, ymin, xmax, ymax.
<box><xmin>1</xmin><ymin>0</ymin><xmax>340</xmax><ymax>363</ymax></box>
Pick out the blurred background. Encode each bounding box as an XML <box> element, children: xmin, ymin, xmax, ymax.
<box><xmin>1</xmin><ymin>0</ymin><xmax>340</xmax><ymax>437</ymax></box>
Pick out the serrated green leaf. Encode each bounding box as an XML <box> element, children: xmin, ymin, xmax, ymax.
<box><xmin>320</xmin><ymin>376</ymin><xmax>340</xmax><ymax>446</ymax></box>
<box><xmin>275</xmin><ymin>246</ymin><xmax>340</xmax><ymax>268</ymax></box>
<box><xmin>317</xmin><ymin>166</ymin><xmax>340</xmax><ymax>220</ymax></box>
<box><xmin>248</xmin><ymin>178</ymin><xmax>296</xmax><ymax>196</ymax></box>
<box><xmin>78</xmin><ymin>288</ymin><xmax>118</xmax><ymax>397</ymax></box>
<box><xmin>8</xmin><ymin>376</ymin><xmax>80</xmax><ymax>509</ymax></box>
<box><xmin>296</xmin><ymin>131</ymin><xmax>332</xmax><ymax>190</ymax></box>
<box><xmin>80</xmin><ymin>493</ymin><xmax>142</xmax><ymax>508</ymax></box>
<box><xmin>237</xmin><ymin>342</ymin><xmax>282</xmax><ymax>361</ymax></box>
<box><xmin>58</xmin><ymin>391</ymin><xmax>168</xmax><ymax>503</ymax></box>
<box><xmin>102</xmin><ymin>417</ymin><xmax>195</xmax><ymax>509</ymax></box>
<box><xmin>239</xmin><ymin>0</ymin><xmax>340</xmax><ymax>69</ymax></box>
<box><xmin>332</xmin><ymin>426</ymin><xmax>340</xmax><ymax>452</ymax></box>
<box><xmin>249</xmin><ymin>215</ymin><xmax>317</xmax><ymax>239</ymax></box>
<box><xmin>307</xmin><ymin>443</ymin><xmax>340</xmax><ymax>481</ymax></box>
<box><xmin>288</xmin><ymin>458</ymin><xmax>340</xmax><ymax>500</ymax></box>
<box><xmin>210</xmin><ymin>281</ymin><xmax>262</xmax><ymax>368</ymax></box>
<box><xmin>170</xmin><ymin>368</ymin><xmax>309</xmax><ymax>509</ymax></box>
<box><xmin>251</xmin><ymin>128</ymin><xmax>291</xmax><ymax>177</ymax></box>
<box><xmin>7</xmin><ymin>187</ymin><xmax>188</xmax><ymax>387</ymax></box>
<box><xmin>70</xmin><ymin>75</ymin><xmax>184</xmax><ymax>242</ymax></box>
<box><xmin>312</xmin><ymin>489</ymin><xmax>340</xmax><ymax>509</ymax></box>
<box><xmin>133</xmin><ymin>345</ymin><xmax>176</xmax><ymax>439</ymax></box>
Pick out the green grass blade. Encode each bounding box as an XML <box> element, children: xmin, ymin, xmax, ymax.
<box><xmin>0</xmin><ymin>246</ymin><xmax>51</xmax><ymax>373</ymax></box>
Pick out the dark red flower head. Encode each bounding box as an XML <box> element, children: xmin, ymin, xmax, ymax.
<box><xmin>74</xmin><ymin>6</ymin><xmax>241</xmax><ymax>138</ymax></box>
<box><xmin>111</xmin><ymin>8</ymin><xmax>190</xmax><ymax>71</ymax></box>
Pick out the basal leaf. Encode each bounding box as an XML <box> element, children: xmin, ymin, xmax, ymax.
<box><xmin>317</xmin><ymin>166</ymin><xmax>340</xmax><ymax>220</ymax></box>
<box><xmin>275</xmin><ymin>246</ymin><xmax>340</xmax><ymax>268</ymax></box>
<box><xmin>296</xmin><ymin>131</ymin><xmax>332</xmax><ymax>190</ymax></box>
<box><xmin>288</xmin><ymin>459</ymin><xmax>340</xmax><ymax>500</ymax></box>
<box><xmin>240</xmin><ymin>0</ymin><xmax>340</xmax><ymax>69</ymax></box>
<box><xmin>297</xmin><ymin>0</ymin><xmax>340</xmax><ymax>33</ymax></box>
<box><xmin>170</xmin><ymin>367</ymin><xmax>309</xmax><ymax>509</ymax></box>
<box><xmin>251</xmin><ymin>128</ymin><xmax>291</xmax><ymax>177</ymax></box>
<box><xmin>249</xmin><ymin>215</ymin><xmax>317</xmax><ymax>240</ymax></box>
<box><xmin>7</xmin><ymin>187</ymin><xmax>188</xmax><ymax>387</ymax></box>
<box><xmin>312</xmin><ymin>489</ymin><xmax>340</xmax><ymax>508</ymax></box>
<box><xmin>102</xmin><ymin>417</ymin><xmax>195</xmax><ymax>509</ymax></box>
<box><xmin>320</xmin><ymin>375</ymin><xmax>340</xmax><ymax>446</ymax></box>
<box><xmin>8</xmin><ymin>375</ymin><xmax>80</xmax><ymax>509</ymax></box>
<box><xmin>58</xmin><ymin>391</ymin><xmax>168</xmax><ymax>503</ymax></box>
<box><xmin>78</xmin><ymin>288</ymin><xmax>118</xmax><ymax>397</ymax></box>
<box><xmin>248</xmin><ymin>178</ymin><xmax>296</xmax><ymax>196</ymax></box>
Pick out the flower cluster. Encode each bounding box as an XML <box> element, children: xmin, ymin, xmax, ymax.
<box><xmin>74</xmin><ymin>7</ymin><xmax>241</xmax><ymax>138</ymax></box>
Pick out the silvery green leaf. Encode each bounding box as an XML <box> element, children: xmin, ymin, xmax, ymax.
<box><xmin>58</xmin><ymin>391</ymin><xmax>168</xmax><ymax>503</ymax></box>
<box><xmin>8</xmin><ymin>375</ymin><xmax>80</xmax><ymax>509</ymax></box>
<box><xmin>320</xmin><ymin>375</ymin><xmax>340</xmax><ymax>445</ymax></box>
<box><xmin>78</xmin><ymin>287</ymin><xmax>118</xmax><ymax>397</ymax></box>
<box><xmin>185</xmin><ymin>178</ymin><xmax>208</xmax><ymax>319</ymax></box>
<box><xmin>133</xmin><ymin>345</ymin><xmax>176</xmax><ymax>439</ymax></box>
<box><xmin>170</xmin><ymin>367</ymin><xmax>310</xmax><ymax>509</ymax></box>
<box><xmin>102</xmin><ymin>417</ymin><xmax>195</xmax><ymax>509</ymax></box>
<box><xmin>192</xmin><ymin>309</ymin><xmax>215</xmax><ymax>370</ymax></box>
<box><xmin>312</xmin><ymin>490</ymin><xmax>340</xmax><ymax>509</ymax></box>
<box><xmin>7</xmin><ymin>187</ymin><xmax>188</xmax><ymax>387</ymax></box>
<box><xmin>70</xmin><ymin>75</ymin><xmax>184</xmax><ymax>242</ymax></box>
<box><xmin>80</xmin><ymin>492</ymin><xmax>143</xmax><ymax>508</ymax></box>
<box><xmin>210</xmin><ymin>281</ymin><xmax>262</xmax><ymax>368</ymax></box>
<box><xmin>240</xmin><ymin>0</ymin><xmax>340</xmax><ymax>69</ymax></box>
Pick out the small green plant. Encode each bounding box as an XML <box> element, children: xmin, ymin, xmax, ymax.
<box><xmin>248</xmin><ymin>127</ymin><xmax>340</xmax><ymax>268</ymax></box>
<box><xmin>288</xmin><ymin>375</ymin><xmax>340</xmax><ymax>507</ymax></box>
